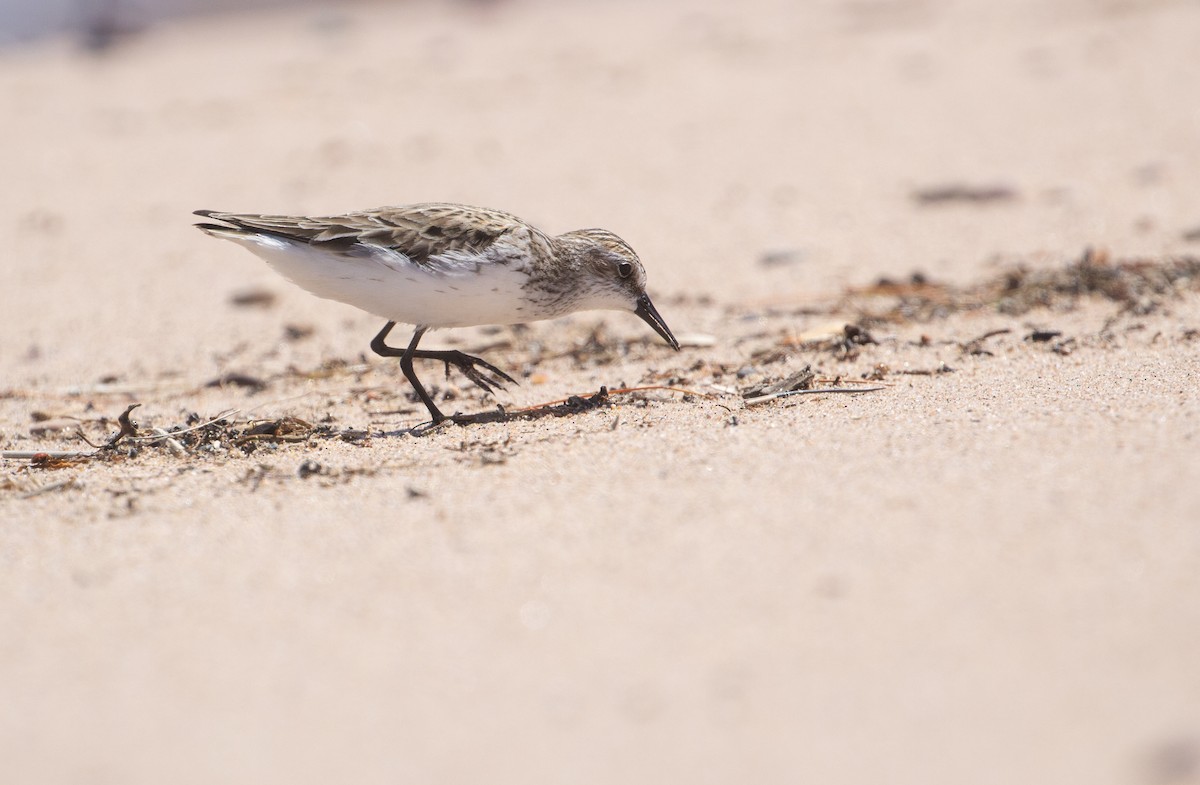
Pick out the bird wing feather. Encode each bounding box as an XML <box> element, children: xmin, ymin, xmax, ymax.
<box><xmin>194</xmin><ymin>203</ymin><xmax>541</xmax><ymax>266</ymax></box>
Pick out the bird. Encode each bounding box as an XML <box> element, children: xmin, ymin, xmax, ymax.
<box><xmin>194</xmin><ymin>203</ymin><xmax>679</xmax><ymax>425</ymax></box>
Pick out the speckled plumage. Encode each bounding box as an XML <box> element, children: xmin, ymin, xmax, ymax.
<box><xmin>194</xmin><ymin>202</ymin><xmax>679</xmax><ymax>425</ymax></box>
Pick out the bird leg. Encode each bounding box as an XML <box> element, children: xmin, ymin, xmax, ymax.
<box><xmin>370</xmin><ymin>322</ymin><xmax>445</xmax><ymax>424</ymax></box>
<box><xmin>370</xmin><ymin>322</ymin><xmax>517</xmax><ymax>424</ymax></box>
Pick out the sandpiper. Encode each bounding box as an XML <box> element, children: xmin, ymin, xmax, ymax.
<box><xmin>194</xmin><ymin>203</ymin><xmax>679</xmax><ymax>424</ymax></box>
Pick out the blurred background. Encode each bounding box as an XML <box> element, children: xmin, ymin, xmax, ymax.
<box><xmin>4</xmin><ymin>0</ymin><xmax>1198</xmax><ymax>381</ymax></box>
<box><xmin>0</xmin><ymin>0</ymin><xmax>288</xmax><ymax>46</ymax></box>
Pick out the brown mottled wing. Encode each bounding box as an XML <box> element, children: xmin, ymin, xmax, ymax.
<box><xmin>194</xmin><ymin>203</ymin><xmax>531</xmax><ymax>265</ymax></box>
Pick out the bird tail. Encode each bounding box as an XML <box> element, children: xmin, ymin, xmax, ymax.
<box><xmin>193</xmin><ymin>209</ymin><xmax>252</xmax><ymax>239</ymax></box>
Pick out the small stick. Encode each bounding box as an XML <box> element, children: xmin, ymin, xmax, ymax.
<box><xmin>743</xmin><ymin>385</ymin><xmax>886</xmax><ymax>406</ymax></box>
<box><xmin>75</xmin><ymin>427</ymin><xmax>103</xmax><ymax>448</ymax></box>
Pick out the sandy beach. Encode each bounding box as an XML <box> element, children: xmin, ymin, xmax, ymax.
<box><xmin>2</xmin><ymin>1</ymin><xmax>1199</xmax><ymax>783</ymax></box>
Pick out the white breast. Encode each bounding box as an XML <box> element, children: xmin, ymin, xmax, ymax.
<box><xmin>226</xmin><ymin>234</ymin><xmax>541</xmax><ymax>328</ymax></box>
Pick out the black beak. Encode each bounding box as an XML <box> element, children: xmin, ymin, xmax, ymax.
<box><xmin>634</xmin><ymin>294</ymin><xmax>680</xmax><ymax>351</ymax></box>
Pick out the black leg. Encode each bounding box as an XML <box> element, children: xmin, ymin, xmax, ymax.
<box><xmin>369</xmin><ymin>322</ymin><xmax>518</xmax><ymax>424</ymax></box>
<box><xmin>370</xmin><ymin>322</ymin><xmax>445</xmax><ymax>424</ymax></box>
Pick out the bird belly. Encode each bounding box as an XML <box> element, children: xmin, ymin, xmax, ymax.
<box><xmin>229</xmin><ymin>235</ymin><xmax>539</xmax><ymax>328</ymax></box>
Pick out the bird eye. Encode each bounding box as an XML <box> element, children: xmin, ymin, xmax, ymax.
<box><xmin>618</xmin><ymin>262</ymin><xmax>633</xmax><ymax>278</ymax></box>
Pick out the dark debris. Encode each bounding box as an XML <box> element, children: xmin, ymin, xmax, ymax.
<box><xmin>229</xmin><ymin>289</ymin><xmax>277</xmax><ymax>308</ymax></box>
<box><xmin>1025</xmin><ymin>330</ymin><xmax>1063</xmax><ymax>342</ymax></box>
<box><xmin>840</xmin><ymin>249</ymin><xmax>1200</xmax><ymax>324</ymax></box>
<box><xmin>912</xmin><ymin>183</ymin><xmax>1017</xmax><ymax>205</ymax></box>
<box><xmin>448</xmin><ymin>387</ymin><xmax>613</xmax><ymax>427</ymax></box>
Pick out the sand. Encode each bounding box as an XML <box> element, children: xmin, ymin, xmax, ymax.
<box><xmin>2</xmin><ymin>1</ymin><xmax>1200</xmax><ymax>783</ymax></box>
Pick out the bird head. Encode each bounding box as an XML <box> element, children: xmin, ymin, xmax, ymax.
<box><xmin>556</xmin><ymin>228</ymin><xmax>680</xmax><ymax>351</ymax></box>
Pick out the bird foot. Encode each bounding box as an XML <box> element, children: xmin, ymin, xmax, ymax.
<box><xmin>431</xmin><ymin>350</ymin><xmax>518</xmax><ymax>395</ymax></box>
